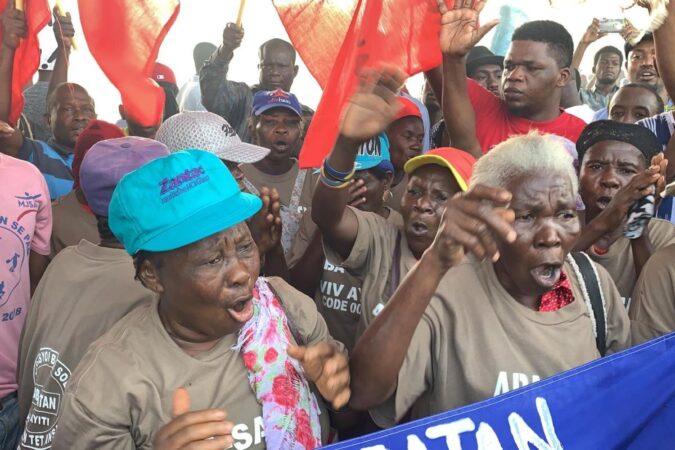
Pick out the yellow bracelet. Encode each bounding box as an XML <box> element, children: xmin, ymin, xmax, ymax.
<box><xmin>321</xmin><ymin>162</ymin><xmax>356</xmax><ymax>183</ymax></box>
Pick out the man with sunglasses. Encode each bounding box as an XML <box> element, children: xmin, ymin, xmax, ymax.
<box><xmin>200</xmin><ymin>22</ymin><xmax>311</xmax><ymax>143</ymax></box>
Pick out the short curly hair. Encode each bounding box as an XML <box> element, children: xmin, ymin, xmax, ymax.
<box><xmin>511</xmin><ymin>20</ymin><xmax>574</xmax><ymax>69</ymax></box>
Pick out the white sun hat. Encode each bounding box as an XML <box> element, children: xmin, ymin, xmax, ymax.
<box><xmin>156</xmin><ymin>111</ymin><xmax>269</xmax><ymax>164</ymax></box>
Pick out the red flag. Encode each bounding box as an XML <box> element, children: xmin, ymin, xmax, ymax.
<box><xmin>274</xmin><ymin>0</ymin><xmax>449</xmax><ymax>168</ymax></box>
<box><xmin>78</xmin><ymin>0</ymin><xmax>180</xmax><ymax>127</ymax></box>
<box><xmin>0</xmin><ymin>0</ymin><xmax>50</xmax><ymax>126</ymax></box>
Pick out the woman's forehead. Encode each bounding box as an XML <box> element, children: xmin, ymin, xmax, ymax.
<box><xmin>509</xmin><ymin>171</ymin><xmax>573</xmax><ymax>204</ymax></box>
<box><xmin>183</xmin><ymin>224</ymin><xmax>250</xmax><ymax>253</ymax></box>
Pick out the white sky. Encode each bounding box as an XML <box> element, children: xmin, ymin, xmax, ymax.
<box><xmin>49</xmin><ymin>0</ymin><xmax>654</xmax><ymax>123</ymax></box>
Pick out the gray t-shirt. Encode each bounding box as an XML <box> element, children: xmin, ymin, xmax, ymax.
<box><xmin>51</xmin><ymin>277</ymin><xmax>334</xmax><ymax>450</ymax></box>
<box><xmin>17</xmin><ymin>240</ymin><xmax>156</xmax><ymax>450</ymax></box>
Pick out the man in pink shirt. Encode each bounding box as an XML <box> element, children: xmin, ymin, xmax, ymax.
<box><xmin>0</xmin><ymin>122</ymin><xmax>52</xmax><ymax>450</ymax></box>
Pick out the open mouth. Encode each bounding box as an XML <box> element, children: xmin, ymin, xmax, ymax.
<box><xmin>410</xmin><ymin>221</ymin><xmax>429</xmax><ymax>237</ymax></box>
<box><xmin>639</xmin><ymin>69</ymin><xmax>657</xmax><ymax>81</ymax></box>
<box><xmin>273</xmin><ymin>140</ymin><xmax>290</xmax><ymax>151</ymax></box>
<box><xmin>530</xmin><ymin>264</ymin><xmax>562</xmax><ymax>290</ymax></box>
<box><xmin>596</xmin><ymin>196</ymin><xmax>612</xmax><ymax>210</ymax></box>
<box><xmin>227</xmin><ymin>295</ymin><xmax>254</xmax><ymax>323</ymax></box>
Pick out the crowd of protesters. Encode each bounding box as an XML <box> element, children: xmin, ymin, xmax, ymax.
<box><xmin>1</xmin><ymin>0</ymin><xmax>675</xmax><ymax>449</ymax></box>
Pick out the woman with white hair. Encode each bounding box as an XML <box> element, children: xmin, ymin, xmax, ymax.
<box><xmin>348</xmin><ymin>132</ymin><xmax>631</xmax><ymax>425</ymax></box>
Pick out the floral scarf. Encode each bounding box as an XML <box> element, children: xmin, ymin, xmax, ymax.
<box><xmin>233</xmin><ymin>278</ymin><xmax>322</xmax><ymax>450</ymax></box>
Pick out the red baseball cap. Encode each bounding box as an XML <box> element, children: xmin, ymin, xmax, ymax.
<box><xmin>404</xmin><ymin>147</ymin><xmax>476</xmax><ymax>192</ymax></box>
<box><xmin>394</xmin><ymin>96</ymin><xmax>422</xmax><ymax>122</ymax></box>
<box><xmin>152</xmin><ymin>62</ymin><xmax>177</xmax><ymax>86</ymax></box>
<box><xmin>72</xmin><ymin>120</ymin><xmax>125</xmax><ymax>190</ymax></box>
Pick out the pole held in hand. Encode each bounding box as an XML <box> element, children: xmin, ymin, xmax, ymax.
<box><xmin>236</xmin><ymin>0</ymin><xmax>247</xmax><ymax>26</ymax></box>
<box><xmin>54</xmin><ymin>0</ymin><xmax>78</xmax><ymax>50</ymax></box>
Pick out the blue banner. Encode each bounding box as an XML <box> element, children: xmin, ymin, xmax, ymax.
<box><xmin>324</xmin><ymin>333</ymin><xmax>675</xmax><ymax>450</ymax></box>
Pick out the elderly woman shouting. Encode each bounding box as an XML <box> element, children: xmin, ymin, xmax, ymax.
<box><xmin>52</xmin><ymin>150</ymin><xmax>350</xmax><ymax>450</ymax></box>
<box><xmin>347</xmin><ymin>130</ymin><xmax>631</xmax><ymax>424</ymax></box>
<box><xmin>311</xmin><ymin>69</ymin><xmax>476</xmax><ymax>343</ymax></box>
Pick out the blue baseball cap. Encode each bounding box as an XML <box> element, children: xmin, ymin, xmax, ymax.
<box><xmin>252</xmin><ymin>89</ymin><xmax>302</xmax><ymax>117</ymax></box>
<box><xmin>109</xmin><ymin>149</ymin><xmax>262</xmax><ymax>255</ymax></box>
<box><xmin>355</xmin><ymin>134</ymin><xmax>391</xmax><ymax>171</ymax></box>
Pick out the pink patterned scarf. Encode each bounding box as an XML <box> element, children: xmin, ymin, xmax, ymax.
<box><xmin>233</xmin><ymin>278</ymin><xmax>322</xmax><ymax>450</ymax></box>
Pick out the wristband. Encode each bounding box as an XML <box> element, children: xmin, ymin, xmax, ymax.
<box><xmin>323</xmin><ymin>158</ymin><xmax>355</xmax><ymax>182</ymax></box>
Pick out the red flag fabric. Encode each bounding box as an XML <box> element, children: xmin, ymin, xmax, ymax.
<box><xmin>78</xmin><ymin>0</ymin><xmax>180</xmax><ymax>127</ymax></box>
<box><xmin>0</xmin><ymin>0</ymin><xmax>50</xmax><ymax>126</ymax></box>
<box><xmin>273</xmin><ymin>0</ymin><xmax>450</xmax><ymax>168</ymax></box>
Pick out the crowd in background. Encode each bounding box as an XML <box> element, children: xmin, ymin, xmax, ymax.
<box><xmin>1</xmin><ymin>0</ymin><xmax>675</xmax><ymax>449</ymax></box>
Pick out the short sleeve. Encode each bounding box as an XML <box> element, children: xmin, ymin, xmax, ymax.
<box><xmin>322</xmin><ymin>208</ymin><xmax>397</xmax><ymax>277</ymax></box>
<box><xmin>31</xmin><ymin>170</ymin><xmax>52</xmax><ymax>255</ymax></box>
<box><xmin>370</xmin><ymin>318</ymin><xmax>433</xmax><ymax>427</ymax></box>
<box><xmin>467</xmin><ymin>78</ymin><xmax>502</xmax><ymax>116</ymax></box>
<box><xmin>595</xmin><ymin>263</ymin><xmax>631</xmax><ymax>354</ymax></box>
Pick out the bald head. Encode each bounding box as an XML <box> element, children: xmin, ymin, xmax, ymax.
<box><xmin>47</xmin><ymin>83</ymin><xmax>94</xmax><ymax>113</ymax></box>
<box><xmin>257</xmin><ymin>39</ymin><xmax>299</xmax><ymax>92</ymax></box>
<box><xmin>46</xmin><ymin>83</ymin><xmax>97</xmax><ymax>148</ymax></box>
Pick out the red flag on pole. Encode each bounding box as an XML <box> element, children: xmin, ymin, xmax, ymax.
<box><xmin>273</xmin><ymin>0</ymin><xmax>449</xmax><ymax>168</ymax></box>
<box><xmin>0</xmin><ymin>0</ymin><xmax>50</xmax><ymax>126</ymax></box>
<box><xmin>78</xmin><ymin>0</ymin><xmax>180</xmax><ymax>127</ymax></box>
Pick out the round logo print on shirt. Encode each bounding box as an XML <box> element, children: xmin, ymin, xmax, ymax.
<box><xmin>21</xmin><ymin>348</ymin><xmax>72</xmax><ymax>449</ymax></box>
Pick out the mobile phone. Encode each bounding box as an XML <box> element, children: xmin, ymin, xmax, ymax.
<box><xmin>598</xmin><ymin>18</ymin><xmax>626</xmax><ymax>33</ymax></box>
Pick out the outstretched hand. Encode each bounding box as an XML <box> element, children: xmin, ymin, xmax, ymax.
<box><xmin>580</xmin><ymin>19</ymin><xmax>607</xmax><ymax>45</ymax></box>
<box><xmin>437</xmin><ymin>0</ymin><xmax>499</xmax><ymax>57</ymax></box>
<box><xmin>426</xmin><ymin>185</ymin><xmax>516</xmax><ymax>271</ymax></box>
<box><xmin>597</xmin><ymin>157</ymin><xmax>664</xmax><ymax>233</ymax></box>
<box><xmin>222</xmin><ymin>22</ymin><xmax>244</xmax><ymax>53</ymax></box>
<box><xmin>288</xmin><ymin>342</ymin><xmax>351</xmax><ymax>410</ymax></box>
<box><xmin>339</xmin><ymin>66</ymin><xmax>406</xmax><ymax>142</ymax></box>
<box><xmin>249</xmin><ymin>186</ymin><xmax>282</xmax><ymax>255</ymax></box>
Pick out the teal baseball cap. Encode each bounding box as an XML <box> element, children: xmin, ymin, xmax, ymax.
<box><xmin>109</xmin><ymin>149</ymin><xmax>262</xmax><ymax>255</ymax></box>
<box><xmin>355</xmin><ymin>133</ymin><xmax>391</xmax><ymax>171</ymax></box>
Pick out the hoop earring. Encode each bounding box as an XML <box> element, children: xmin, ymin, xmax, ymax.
<box><xmin>382</xmin><ymin>189</ymin><xmax>393</xmax><ymax>203</ymax></box>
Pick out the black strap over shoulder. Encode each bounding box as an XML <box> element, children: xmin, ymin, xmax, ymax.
<box><xmin>384</xmin><ymin>232</ymin><xmax>403</xmax><ymax>301</ymax></box>
<box><xmin>571</xmin><ymin>252</ymin><xmax>607</xmax><ymax>356</ymax></box>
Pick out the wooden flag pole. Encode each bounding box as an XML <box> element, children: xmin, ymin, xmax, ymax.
<box><xmin>236</xmin><ymin>0</ymin><xmax>247</xmax><ymax>26</ymax></box>
<box><xmin>15</xmin><ymin>0</ymin><xmax>24</xmax><ymax>11</ymax></box>
<box><xmin>54</xmin><ymin>0</ymin><xmax>78</xmax><ymax>50</ymax></box>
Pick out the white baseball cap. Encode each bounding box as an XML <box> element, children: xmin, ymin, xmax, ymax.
<box><xmin>155</xmin><ymin>111</ymin><xmax>269</xmax><ymax>164</ymax></box>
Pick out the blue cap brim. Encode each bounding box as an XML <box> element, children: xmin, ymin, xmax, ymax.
<box><xmin>135</xmin><ymin>192</ymin><xmax>262</xmax><ymax>254</ymax></box>
<box><xmin>253</xmin><ymin>104</ymin><xmax>301</xmax><ymax>117</ymax></box>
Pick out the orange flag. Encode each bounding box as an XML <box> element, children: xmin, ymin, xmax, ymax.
<box><xmin>274</xmin><ymin>0</ymin><xmax>449</xmax><ymax>168</ymax></box>
<box><xmin>78</xmin><ymin>0</ymin><xmax>180</xmax><ymax>127</ymax></box>
<box><xmin>0</xmin><ymin>0</ymin><xmax>51</xmax><ymax>125</ymax></box>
